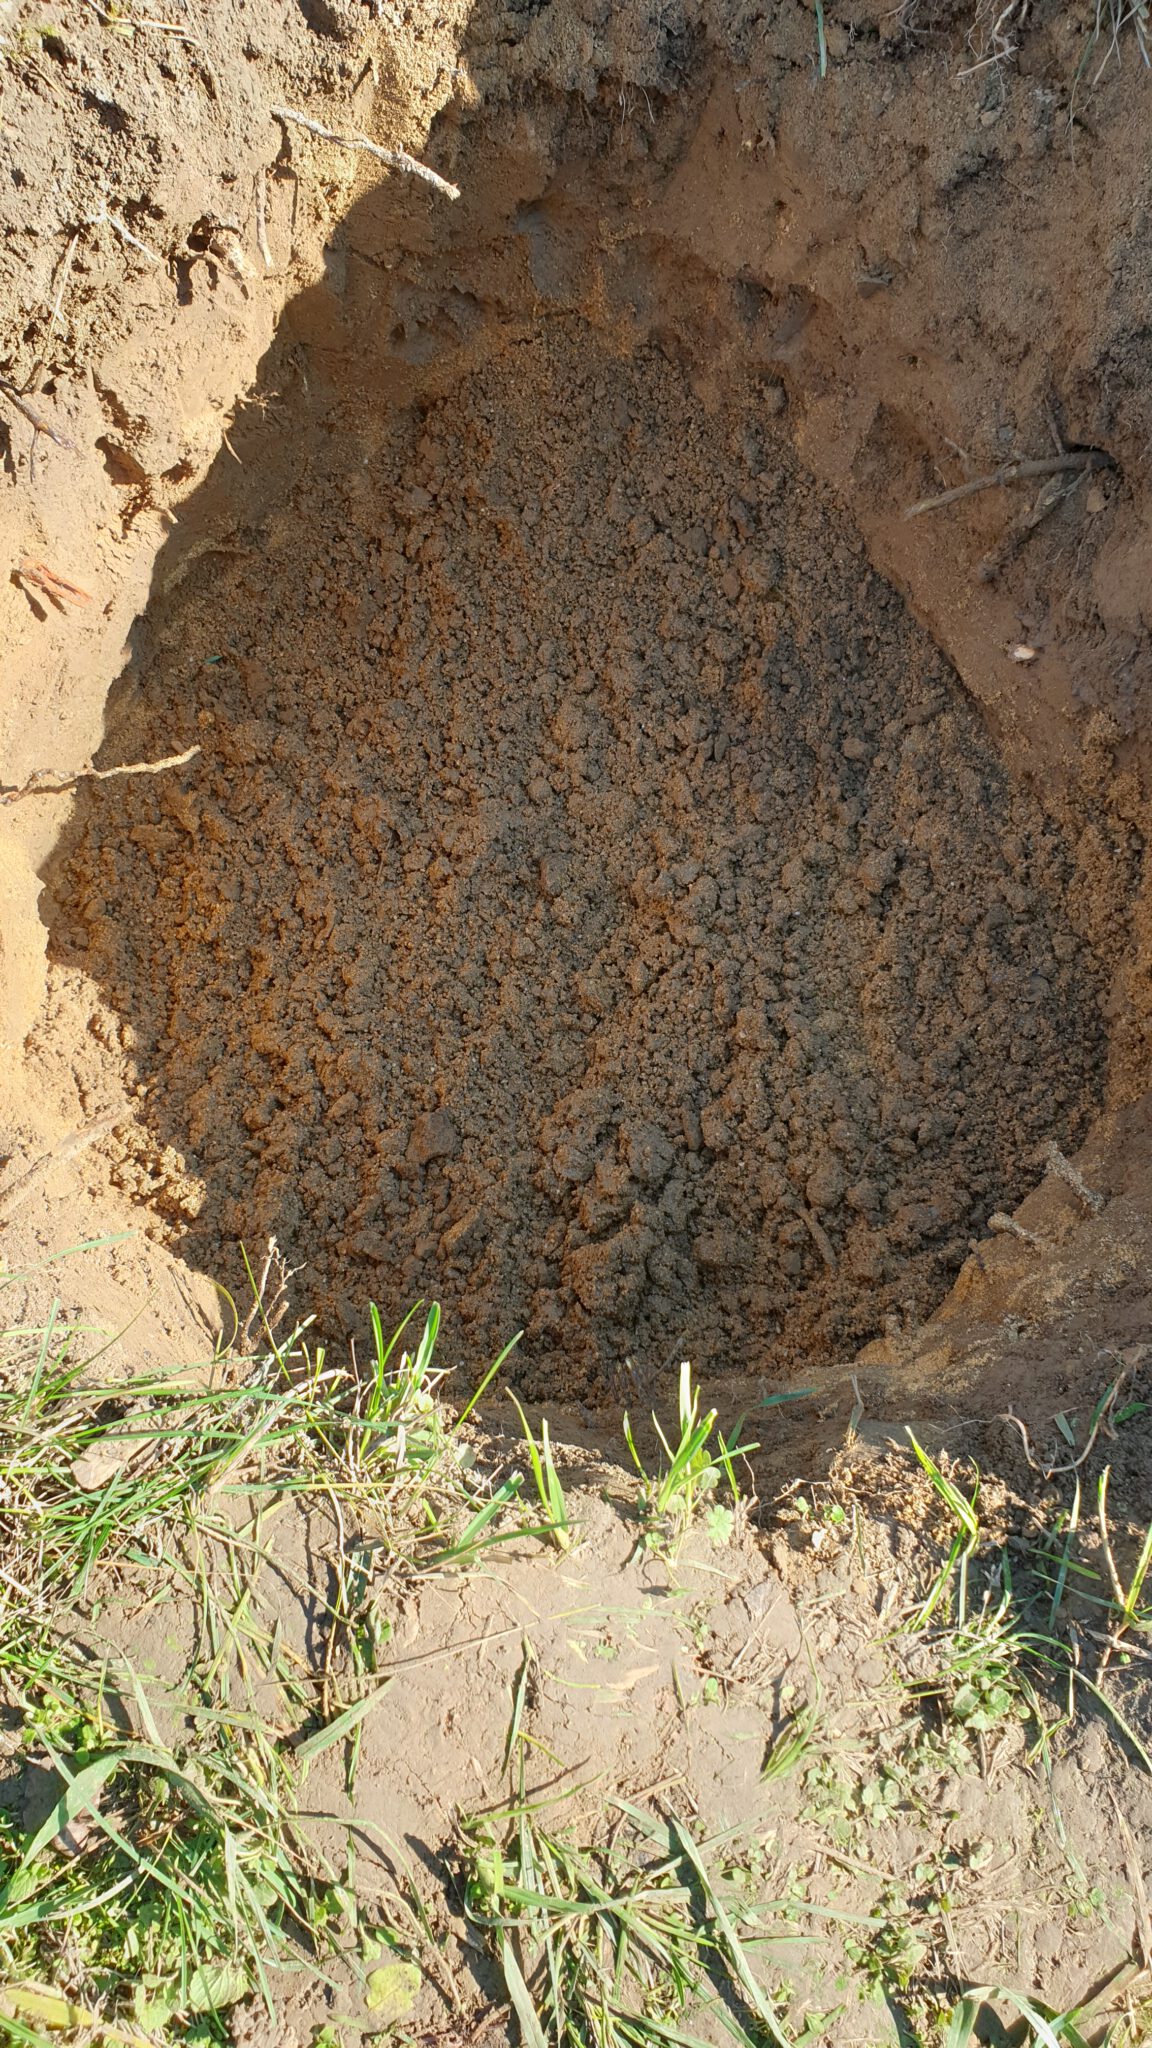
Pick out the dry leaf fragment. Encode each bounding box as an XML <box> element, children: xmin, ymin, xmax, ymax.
<box><xmin>70</xmin><ymin>1444</ymin><xmax>129</xmax><ymax>1492</ymax></box>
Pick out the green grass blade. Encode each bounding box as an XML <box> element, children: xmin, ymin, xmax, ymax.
<box><xmin>670</xmin><ymin>1820</ymin><xmax>790</xmax><ymax>2048</ymax></box>
<box><xmin>499</xmin><ymin>1933</ymin><xmax>548</xmax><ymax>2048</ymax></box>
<box><xmin>456</xmin><ymin>1330</ymin><xmax>523</xmax><ymax>1428</ymax></box>
<box><xmin>295</xmin><ymin>1678</ymin><xmax>393</xmax><ymax>1767</ymax></box>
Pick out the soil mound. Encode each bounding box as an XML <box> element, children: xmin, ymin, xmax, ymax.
<box><xmin>49</xmin><ymin>320</ymin><xmax>1102</xmax><ymax>1394</ymax></box>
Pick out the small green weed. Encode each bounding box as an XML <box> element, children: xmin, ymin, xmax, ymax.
<box><xmin>509</xmin><ymin>1395</ymin><xmax>571</xmax><ymax>1552</ymax></box>
<box><xmin>622</xmin><ymin>1362</ymin><xmax>756</xmax><ymax>1558</ymax></box>
<box><xmin>906</xmin><ymin>1583</ymin><xmax>1059</xmax><ymax>1741</ymax></box>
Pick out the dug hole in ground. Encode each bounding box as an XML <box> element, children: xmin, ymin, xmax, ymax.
<box><xmin>0</xmin><ymin>0</ymin><xmax>1151</xmax><ymax>2040</ymax></box>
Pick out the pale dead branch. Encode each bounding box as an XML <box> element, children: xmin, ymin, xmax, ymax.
<box><xmin>271</xmin><ymin>105</ymin><xmax>460</xmax><ymax>202</ymax></box>
<box><xmin>2</xmin><ymin>744</ymin><xmax>201</xmax><ymax>805</ymax></box>
<box><xmin>904</xmin><ymin>449</ymin><xmax>1112</xmax><ymax>519</ymax></box>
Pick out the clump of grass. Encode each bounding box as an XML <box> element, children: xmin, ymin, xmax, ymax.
<box><xmin>0</xmin><ymin>1280</ymin><xmax>530</xmax><ymax>2042</ymax></box>
<box><xmin>509</xmin><ymin>1395</ymin><xmax>571</xmax><ymax>1552</ymax></box>
<box><xmin>1079</xmin><ymin>0</ymin><xmax>1150</xmax><ymax>92</ymax></box>
<box><xmin>622</xmin><ymin>1362</ymin><xmax>756</xmax><ymax>1558</ymax></box>
<box><xmin>0</xmin><ymin>1698</ymin><xmax>333</xmax><ymax>2041</ymax></box>
<box><xmin>459</xmin><ymin>1794</ymin><xmax>790</xmax><ymax>2048</ymax></box>
<box><xmin>0</xmin><ymin>1293</ymin><xmax>525</xmax><ymax>1649</ymax></box>
<box><xmin>464</xmin><ymin>1632</ymin><xmax>793</xmax><ymax>2047</ymax></box>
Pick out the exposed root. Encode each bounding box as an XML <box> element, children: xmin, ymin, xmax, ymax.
<box><xmin>271</xmin><ymin>106</ymin><xmax>461</xmax><ymax>201</ymax></box>
<box><xmin>1042</xmin><ymin>1138</ymin><xmax>1106</xmax><ymax>1214</ymax></box>
<box><xmin>904</xmin><ymin>449</ymin><xmax>1113</xmax><ymax>519</ymax></box>
<box><xmin>2</xmin><ymin>745</ymin><xmax>201</xmax><ymax>805</ymax></box>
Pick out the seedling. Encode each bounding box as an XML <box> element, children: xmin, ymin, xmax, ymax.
<box><xmin>509</xmin><ymin>1394</ymin><xmax>571</xmax><ymax>1551</ymax></box>
<box><xmin>904</xmin><ymin>1432</ymin><xmax>980</xmax><ymax>1627</ymax></box>
<box><xmin>622</xmin><ymin>1361</ymin><xmax>757</xmax><ymax>1557</ymax></box>
<box><xmin>762</xmin><ymin>1693</ymin><xmax>822</xmax><ymax>1782</ymax></box>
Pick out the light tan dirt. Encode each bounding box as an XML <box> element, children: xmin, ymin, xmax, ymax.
<box><xmin>81</xmin><ymin>1420</ymin><xmax>1152</xmax><ymax>2046</ymax></box>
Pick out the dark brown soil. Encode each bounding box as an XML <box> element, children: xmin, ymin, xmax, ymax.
<box><xmin>46</xmin><ymin>311</ymin><xmax>1104</xmax><ymax>1395</ymax></box>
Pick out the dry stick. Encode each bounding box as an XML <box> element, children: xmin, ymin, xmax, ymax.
<box><xmin>84</xmin><ymin>0</ymin><xmax>202</xmax><ymax>42</ymax></box>
<box><xmin>47</xmin><ymin>231</ymin><xmax>80</xmax><ymax>336</ymax></box>
<box><xmin>1043</xmin><ymin>1136</ymin><xmax>1106</xmax><ymax>1214</ymax></box>
<box><xmin>1086</xmin><ymin>1627</ymin><xmax>1152</xmax><ymax>1667</ymax></box>
<box><xmin>0</xmin><ymin>378</ymin><xmax>75</xmax><ymax>452</ymax></box>
<box><xmin>271</xmin><ymin>105</ymin><xmax>461</xmax><ymax>202</ymax></box>
<box><xmin>1</xmin><ymin>743</ymin><xmax>201</xmax><ymax>805</ymax></box>
<box><xmin>904</xmin><ymin>449</ymin><xmax>1111</xmax><ymax>519</ymax></box>
<box><xmin>83</xmin><ymin>207</ymin><xmax>162</xmax><ymax>265</ymax></box>
<box><xmin>0</xmin><ymin>1116</ymin><xmax>119</xmax><ymax>1225</ymax></box>
<box><xmin>254</xmin><ymin>164</ymin><xmax>273</xmax><ymax>271</ymax></box>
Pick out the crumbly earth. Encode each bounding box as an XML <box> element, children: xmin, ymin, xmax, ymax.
<box><xmin>4</xmin><ymin>0</ymin><xmax>1152</xmax><ymax>1408</ymax></box>
<box><xmin>1</xmin><ymin>5</ymin><xmax>1152</xmax><ymax>2042</ymax></box>
<box><xmin>41</xmin><ymin>315</ymin><xmax>1106</xmax><ymax>1396</ymax></box>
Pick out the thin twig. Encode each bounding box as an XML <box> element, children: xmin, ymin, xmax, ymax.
<box><xmin>47</xmin><ymin>231</ymin><xmax>80</xmax><ymax>336</ymax></box>
<box><xmin>0</xmin><ymin>1117</ymin><xmax>119</xmax><ymax>1223</ymax></box>
<box><xmin>254</xmin><ymin>165</ymin><xmax>272</xmax><ymax>271</ymax></box>
<box><xmin>84</xmin><ymin>0</ymin><xmax>202</xmax><ymax>41</ymax></box>
<box><xmin>237</xmin><ymin>1236</ymin><xmax>298</xmax><ymax>1354</ymax></box>
<box><xmin>0</xmin><ymin>379</ymin><xmax>75</xmax><ymax>451</ymax></box>
<box><xmin>271</xmin><ymin>105</ymin><xmax>460</xmax><ymax>202</ymax></box>
<box><xmin>2</xmin><ymin>744</ymin><xmax>200</xmax><ymax>804</ymax></box>
<box><xmin>88</xmin><ymin>207</ymin><xmax>162</xmax><ymax>264</ymax></box>
<box><xmin>1043</xmin><ymin>1138</ymin><xmax>1106</xmax><ymax>1214</ymax></box>
<box><xmin>1085</xmin><ymin>1628</ymin><xmax>1152</xmax><ymax>1668</ymax></box>
<box><xmin>16</xmin><ymin>559</ymin><xmax>91</xmax><ymax>607</ymax></box>
<box><xmin>904</xmin><ymin>450</ymin><xmax>1112</xmax><ymax>519</ymax></box>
